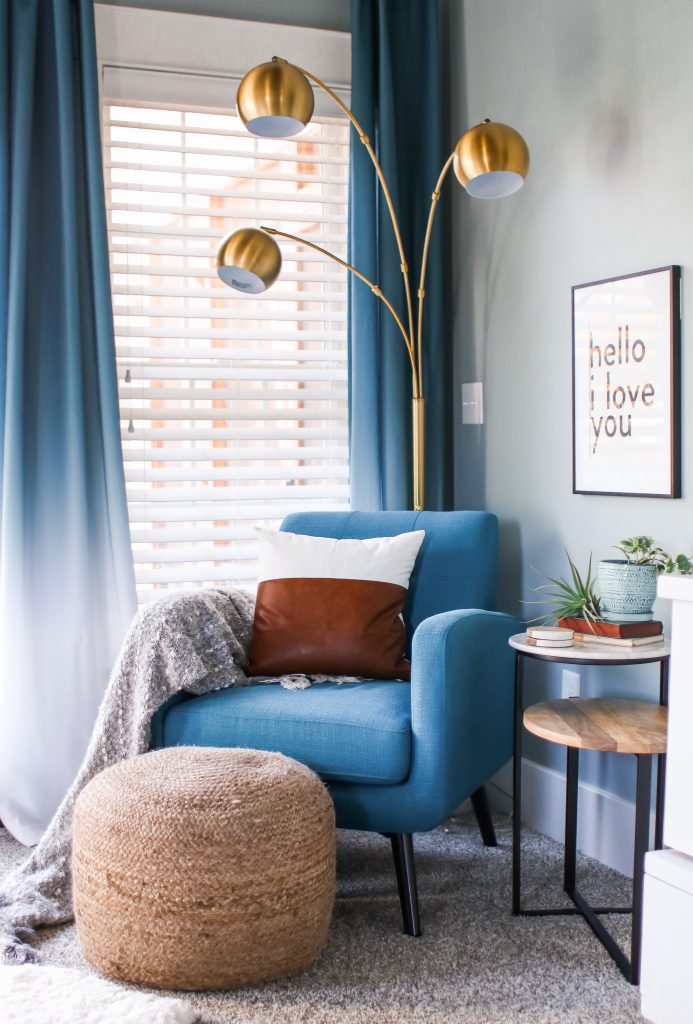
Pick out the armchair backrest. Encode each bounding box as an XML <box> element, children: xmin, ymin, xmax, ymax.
<box><xmin>280</xmin><ymin>511</ymin><xmax>498</xmax><ymax>640</ymax></box>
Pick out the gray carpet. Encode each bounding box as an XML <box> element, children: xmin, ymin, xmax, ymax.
<box><xmin>0</xmin><ymin>815</ymin><xmax>645</xmax><ymax>1023</ymax></box>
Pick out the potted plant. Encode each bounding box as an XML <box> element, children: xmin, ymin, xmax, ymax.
<box><xmin>598</xmin><ymin>536</ymin><xmax>693</xmax><ymax>622</ymax></box>
<box><xmin>528</xmin><ymin>552</ymin><xmax>602</xmax><ymax>625</ymax></box>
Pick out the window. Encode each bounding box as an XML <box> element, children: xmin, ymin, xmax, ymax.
<box><xmin>102</xmin><ymin>98</ymin><xmax>350</xmax><ymax>602</ymax></box>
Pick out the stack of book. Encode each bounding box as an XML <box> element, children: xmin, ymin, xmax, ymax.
<box><xmin>557</xmin><ymin>617</ymin><xmax>664</xmax><ymax>648</ymax></box>
<box><xmin>525</xmin><ymin>626</ymin><xmax>575</xmax><ymax>648</ymax></box>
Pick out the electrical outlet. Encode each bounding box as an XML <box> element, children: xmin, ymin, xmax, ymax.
<box><xmin>562</xmin><ymin>669</ymin><xmax>581</xmax><ymax>699</ymax></box>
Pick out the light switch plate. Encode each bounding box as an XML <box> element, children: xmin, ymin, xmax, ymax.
<box><xmin>462</xmin><ymin>382</ymin><xmax>484</xmax><ymax>424</ymax></box>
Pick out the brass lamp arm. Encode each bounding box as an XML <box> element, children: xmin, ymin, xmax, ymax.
<box><xmin>415</xmin><ymin>150</ymin><xmax>455</xmax><ymax>398</ymax></box>
<box><xmin>273</xmin><ymin>57</ymin><xmax>416</xmax><ymax>365</ymax></box>
<box><xmin>260</xmin><ymin>226</ymin><xmax>420</xmax><ymax>392</ymax></box>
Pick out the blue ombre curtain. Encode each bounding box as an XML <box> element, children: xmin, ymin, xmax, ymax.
<box><xmin>349</xmin><ymin>0</ymin><xmax>451</xmax><ymax>510</ymax></box>
<box><xmin>0</xmin><ymin>0</ymin><xmax>136</xmax><ymax>844</ymax></box>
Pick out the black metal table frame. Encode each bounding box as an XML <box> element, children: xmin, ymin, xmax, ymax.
<box><xmin>511</xmin><ymin>646</ymin><xmax>669</xmax><ymax>985</ymax></box>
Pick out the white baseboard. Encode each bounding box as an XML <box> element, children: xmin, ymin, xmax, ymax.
<box><xmin>486</xmin><ymin>758</ymin><xmax>655</xmax><ymax>879</ymax></box>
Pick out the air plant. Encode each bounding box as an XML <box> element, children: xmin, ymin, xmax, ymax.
<box><xmin>526</xmin><ymin>551</ymin><xmax>602</xmax><ymax>625</ymax></box>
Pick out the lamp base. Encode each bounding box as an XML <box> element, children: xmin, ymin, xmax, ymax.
<box><xmin>412</xmin><ymin>397</ymin><xmax>424</xmax><ymax>512</ymax></box>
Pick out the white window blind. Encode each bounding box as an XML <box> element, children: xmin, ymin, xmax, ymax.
<box><xmin>102</xmin><ymin>97</ymin><xmax>350</xmax><ymax>602</ymax></box>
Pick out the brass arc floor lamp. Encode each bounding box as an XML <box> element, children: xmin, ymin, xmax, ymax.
<box><xmin>216</xmin><ymin>58</ymin><xmax>529</xmax><ymax>511</ymax></box>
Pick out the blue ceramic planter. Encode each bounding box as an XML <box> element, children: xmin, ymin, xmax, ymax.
<box><xmin>597</xmin><ymin>560</ymin><xmax>657</xmax><ymax>620</ymax></box>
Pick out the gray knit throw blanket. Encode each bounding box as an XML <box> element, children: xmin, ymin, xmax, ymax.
<box><xmin>0</xmin><ymin>587</ymin><xmax>348</xmax><ymax>965</ymax></box>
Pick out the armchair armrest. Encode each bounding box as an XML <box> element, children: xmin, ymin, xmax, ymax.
<box><xmin>407</xmin><ymin>608</ymin><xmax>519</xmax><ymax>828</ymax></box>
<box><xmin>149</xmin><ymin>690</ymin><xmax>192</xmax><ymax>749</ymax></box>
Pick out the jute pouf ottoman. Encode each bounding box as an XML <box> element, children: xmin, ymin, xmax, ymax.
<box><xmin>72</xmin><ymin>746</ymin><xmax>336</xmax><ymax>990</ymax></box>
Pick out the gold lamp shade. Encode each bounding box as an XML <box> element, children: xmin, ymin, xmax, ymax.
<box><xmin>216</xmin><ymin>228</ymin><xmax>282</xmax><ymax>293</ymax></box>
<box><xmin>453</xmin><ymin>120</ymin><xmax>529</xmax><ymax>198</ymax></box>
<box><xmin>237</xmin><ymin>60</ymin><xmax>314</xmax><ymax>138</ymax></box>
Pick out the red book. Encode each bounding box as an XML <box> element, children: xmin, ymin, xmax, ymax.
<box><xmin>558</xmin><ymin>617</ymin><xmax>663</xmax><ymax>639</ymax></box>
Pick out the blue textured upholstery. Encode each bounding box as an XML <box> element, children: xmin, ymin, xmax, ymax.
<box><xmin>160</xmin><ymin>681</ymin><xmax>411</xmax><ymax>785</ymax></box>
<box><xmin>152</xmin><ymin>511</ymin><xmax>518</xmax><ymax>836</ymax></box>
<box><xmin>281</xmin><ymin>511</ymin><xmax>497</xmax><ymax>648</ymax></box>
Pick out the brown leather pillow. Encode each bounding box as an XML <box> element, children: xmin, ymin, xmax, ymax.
<box><xmin>247</xmin><ymin>528</ymin><xmax>425</xmax><ymax>680</ymax></box>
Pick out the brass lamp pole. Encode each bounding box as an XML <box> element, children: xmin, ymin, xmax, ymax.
<box><xmin>216</xmin><ymin>57</ymin><xmax>530</xmax><ymax>511</ymax></box>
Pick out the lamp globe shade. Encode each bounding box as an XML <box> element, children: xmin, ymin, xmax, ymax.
<box><xmin>454</xmin><ymin>121</ymin><xmax>529</xmax><ymax>198</ymax></box>
<box><xmin>237</xmin><ymin>61</ymin><xmax>314</xmax><ymax>138</ymax></box>
<box><xmin>216</xmin><ymin>228</ymin><xmax>282</xmax><ymax>294</ymax></box>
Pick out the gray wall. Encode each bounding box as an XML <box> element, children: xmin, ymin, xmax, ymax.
<box><xmin>450</xmin><ymin>0</ymin><xmax>693</xmax><ymax>797</ymax></box>
<box><xmin>101</xmin><ymin>0</ymin><xmax>350</xmax><ymax>32</ymax></box>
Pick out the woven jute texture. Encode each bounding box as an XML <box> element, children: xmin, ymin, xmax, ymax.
<box><xmin>72</xmin><ymin>746</ymin><xmax>336</xmax><ymax>991</ymax></box>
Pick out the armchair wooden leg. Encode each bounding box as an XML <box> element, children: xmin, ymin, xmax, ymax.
<box><xmin>471</xmin><ymin>785</ymin><xmax>498</xmax><ymax>847</ymax></box>
<box><xmin>389</xmin><ymin>832</ymin><xmax>422</xmax><ymax>937</ymax></box>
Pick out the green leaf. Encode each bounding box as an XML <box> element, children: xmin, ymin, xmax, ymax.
<box><xmin>528</xmin><ymin>552</ymin><xmax>601</xmax><ymax>623</ymax></box>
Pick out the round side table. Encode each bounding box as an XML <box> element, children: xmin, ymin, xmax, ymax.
<box><xmin>509</xmin><ymin>633</ymin><xmax>671</xmax><ymax>983</ymax></box>
<box><xmin>523</xmin><ymin>698</ymin><xmax>667</xmax><ymax>984</ymax></box>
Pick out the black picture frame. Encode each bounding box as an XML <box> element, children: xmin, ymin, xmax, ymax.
<box><xmin>572</xmin><ymin>266</ymin><xmax>681</xmax><ymax>498</ymax></box>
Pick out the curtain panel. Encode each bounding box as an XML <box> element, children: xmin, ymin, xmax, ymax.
<box><xmin>0</xmin><ymin>0</ymin><xmax>136</xmax><ymax>844</ymax></box>
<box><xmin>349</xmin><ymin>0</ymin><xmax>452</xmax><ymax>511</ymax></box>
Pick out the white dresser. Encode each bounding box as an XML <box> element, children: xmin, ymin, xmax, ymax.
<box><xmin>641</xmin><ymin>576</ymin><xmax>693</xmax><ymax>1022</ymax></box>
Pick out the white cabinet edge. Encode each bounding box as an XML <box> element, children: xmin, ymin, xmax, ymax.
<box><xmin>645</xmin><ymin>849</ymin><xmax>693</xmax><ymax>891</ymax></box>
<box><xmin>657</xmin><ymin>575</ymin><xmax>693</xmax><ymax>602</ymax></box>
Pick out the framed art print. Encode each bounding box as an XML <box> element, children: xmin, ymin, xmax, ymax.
<box><xmin>572</xmin><ymin>266</ymin><xmax>681</xmax><ymax>497</ymax></box>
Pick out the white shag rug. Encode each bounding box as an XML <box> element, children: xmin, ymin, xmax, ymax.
<box><xmin>0</xmin><ymin>964</ymin><xmax>197</xmax><ymax>1024</ymax></box>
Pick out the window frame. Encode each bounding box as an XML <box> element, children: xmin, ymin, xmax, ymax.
<box><xmin>94</xmin><ymin>5</ymin><xmax>351</xmax><ymax>115</ymax></box>
<box><xmin>95</xmin><ymin>7</ymin><xmax>352</xmax><ymax>601</ymax></box>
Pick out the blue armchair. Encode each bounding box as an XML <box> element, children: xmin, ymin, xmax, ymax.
<box><xmin>152</xmin><ymin>511</ymin><xmax>518</xmax><ymax>935</ymax></box>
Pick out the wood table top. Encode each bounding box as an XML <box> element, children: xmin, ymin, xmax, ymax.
<box><xmin>523</xmin><ymin>698</ymin><xmax>667</xmax><ymax>754</ymax></box>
